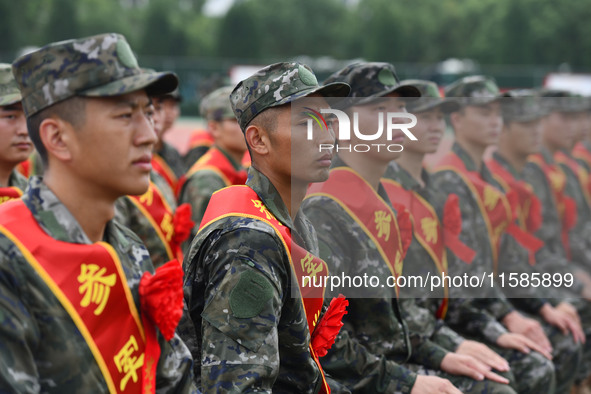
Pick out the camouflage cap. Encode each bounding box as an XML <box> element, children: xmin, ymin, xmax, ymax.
<box><xmin>323</xmin><ymin>62</ymin><xmax>421</xmax><ymax>108</ymax></box>
<box><xmin>402</xmin><ymin>79</ymin><xmax>459</xmax><ymax>114</ymax></box>
<box><xmin>537</xmin><ymin>89</ymin><xmax>589</xmax><ymax>113</ymax></box>
<box><xmin>230</xmin><ymin>62</ymin><xmax>350</xmax><ymax>131</ymax></box>
<box><xmin>501</xmin><ymin>89</ymin><xmax>546</xmax><ymax>123</ymax></box>
<box><xmin>200</xmin><ymin>86</ymin><xmax>234</xmax><ymax>121</ymax></box>
<box><xmin>0</xmin><ymin>63</ymin><xmax>21</xmax><ymax>106</ymax></box>
<box><xmin>12</xmin><ymin>33</ymin><xmax>178</xmax><ymax>117</ymax></box>
<box><xmin>444</xmin><ymin>75</ymin><xmax>501</xmax><ymax>108</ymax></box>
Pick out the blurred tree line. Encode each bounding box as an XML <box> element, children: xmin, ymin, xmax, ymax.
<box><xmin>2</xmin><ymin>0</ymin><xmax>590</xmax><ymax>114</ymax></box>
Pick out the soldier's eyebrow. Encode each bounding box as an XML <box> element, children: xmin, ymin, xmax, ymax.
<box><xmin>112</xmin><ymin>97</ymin><xmax>151</xmax><ymax>110</ymax></box>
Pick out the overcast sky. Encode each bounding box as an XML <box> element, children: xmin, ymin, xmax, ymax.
<box><xmin>203</xmin><ymin>0</ymin><xmax>234</xmax><ymax>16</ymax></box>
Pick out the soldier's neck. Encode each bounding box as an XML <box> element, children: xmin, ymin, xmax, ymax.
<box><xmin>338</xmin><ymin>151</ymin><xmax>387</xmax><ymax>191</ymax></box>
<box><xmin>396</xmin><ymin>151</ymin><xmax>426</xmax><ymax>187</ymax></box>
<box><xmin>0</xmin><ymin>163</ymin><xmax>13</xmax><ymax>188</ymax></box>
<box><xmin>44</xmin><ymin>169</ymin><xmax>114</xmax><ymax>243</ymax></box>
<box><xmin>497</xmin><ymin>139</ymin><xmax>527</xmax><ymax>173</ymax></box>
<box><xmin>455</xmin><ymin>134</ymin><xmax>486</xmax><ymax>171</ymax></box>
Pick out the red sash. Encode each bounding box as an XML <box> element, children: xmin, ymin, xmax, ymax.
<box><xmin>436</xmin><ymin>152</ymin><xmax>513</xmax><ymax>271</ymax></box>
<box><xmin>187</xmin><ymin>129</ymin><xmax>214</xmax><ymax>150</ymax></box>
<box><xmin>307</xmin><ymin>167</ymin><xmax>407</xmax><ymax>297</ymax></box>
<box><xmin>383</xmin><ymin>179</ymin><xmax>459</xmax><ymax>318</ymax></box>
<box><xmin>178</xmin><ymin>147</ymin><xmax>247</xmax><ymax>193</ymax></box>
<box><xmin>0</xmin><ymin>186</ymin><xmax>23</xmax><ymax>205</ymax></box>
<box><xmin>529</xmin><ymin>153</ymin><xmax>577</xmax><ymax>259</ymax></box>
<box><xmin>128</xmin><ymin>181</ymin><xmax>192</xmax><ymax>262</ymax></box>
<box><xmin>573</xmin><ymin>142</ymin><xmax>591</xmax><ymax>169</ymax></box>
<box><xmin>151</xmin><ymin>154</ymin><xmax>178</xmax><ymax>192</ymax></box>
<box><xmin>486</xmin><ymin>157</ymin><xmax>545</xmax><ymax>265</ymax></box>
<box><xmin>555</xmin><ymin>150</ymin><xmax>591</xmax><ymax>208</ymax></box>
<box><xmin>200</xmin><ymin>185</ymin><xmax>331</xmax><ymax>394</ymax></box>
<box><xmin>0</xmin><ymin>200</ymin><xmax>160</xmax><ymax>393</ymax></box>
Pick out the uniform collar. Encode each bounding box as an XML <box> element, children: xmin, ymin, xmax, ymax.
<box><xmin>492</xmin><ymin>151</ymin><xmax>523</xmax><ymax>179</ymax></box>
<box><xmin>22</xmin><ymin>176</ymin><xmax>129</xmax><ymax>249</ymax></box>
<box><xmin>385</xmin><ymin>161</ymin><xmax>430</xmax><ymax>192</ymax></box>
<box><xmin>246</xmin><ymin>166</ymin><xmax>318</xmax><ymax>250</ymax></box>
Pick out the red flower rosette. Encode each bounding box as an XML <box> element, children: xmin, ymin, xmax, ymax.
<box><xmin>139</xmin><ymin>259</ymin><xmax>184</xmax><ymax>341</ymax></box>
<box><xmin>311</xmin><ymin>295</ymin><xmax>348</xmax><ymax>358</ymax></box>
<box><xmin>392</xmin><ymin>203</ymin><xmax>413</xmax><ymax>259</ymax></box>
<box><xmin>172</xmin><ymin>203</ymin><xmax>195</xmax><ymax>244</ymax></box>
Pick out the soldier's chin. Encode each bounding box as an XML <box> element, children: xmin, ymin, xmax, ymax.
<box><xmin>125</xmin><ymin>178</ymin><xmax>151</xmax><ymax>196</ymax></box>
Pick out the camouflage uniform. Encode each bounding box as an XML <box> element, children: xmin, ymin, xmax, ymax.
<box><xmin>115</xmin><ymin>170</ymin><xmax>177</xmax><ymax>268</ymax></box>
<box><xmin>0</xmin><ymin>64</ymin><xmax>29</xmax><ymax>192</ymax></box>
<box><xmin>177</xmin><ymin>86</ymin><xmax>247</xmax><ymax>241</ymax></box>
<box><xmin>156</xmin><ymin>141</ymin><xmax>186</xmax><ymax>180</ymax></box>
<box><xmin>2</xmin><ymin>33</ymin><xmax>196</xmax><ymax>393</ymax></box>
<box><xmin>7</xmin><ymin>168</ymin><xmax>28</xmax><ymax>191</ymax></box>
<box><xmin>303</xmin><ymin>157</ymin><xmax>516</xmax><ymax>394</ymax></box>
<box><xmin>432</xmin><ymin>77</ymin><xmax>565</xmax><ymax>392</ymax></box>
<box><xmin>178</xmin><ymin>148</ymin><xmax>244</xmax><ymax>238</ymax></box>
<box><xmin>0</xmin><ymin>177</ymin><xmax>196</xmax><ymax>392</ymax></box>
<box><xmin>180</xmin><ymin>62</ymin><xmax>350</xmax><ymax>392</ymax></box>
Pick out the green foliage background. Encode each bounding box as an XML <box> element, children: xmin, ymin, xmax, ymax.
<box><xmin>2</xmin><ymin>0</ymin><xmax>589</xmax><ymax>114</ymax></box>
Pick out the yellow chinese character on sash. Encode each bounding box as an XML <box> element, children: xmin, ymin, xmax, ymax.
<box><xmin>301</xmin><ymin>252</ymin><xmax>323</xmax><ymax>287</ymax></box>
<box><xmin>549</xmin><ymin>171</ymin><xmax>565</xmax><ymax>192</ymax></box>
<box><xmin>252</xmin><ymin>199</ymin><xmax>276</xmax><ymax>221</ymax></box>
<box><xmin>160</xmin><ymin>212</ymin><xmax>174</xmax><ymax>241</ymax></box>
<box><xmin>421</xmin><ymin>217</ymin><xmax>438</xmax><ymax>243</ymax></box>
<box><xmin>114</xmin><ymin>335</ymin><xmax>144</xmax><ymax>391</ymax></box>
<box><xmin>374</xmin><ymin>211</ymin><xmax>391</xmax><ymax>241</ymax></box>
<box><xmin>139</xmin><ymin>185</ymin><xmax>154</xmax><ymax>206</ymax></box>
<box><xmin>78</xmin><ymin>263</ymin><xmax>117</xmax><ymax>316</ymax></box>
<box><xmin>483</xmin><ymin>185</ymin><xmax>500</xmax><ymax>210</ymax></box>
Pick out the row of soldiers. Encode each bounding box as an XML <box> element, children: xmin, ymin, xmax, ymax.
<box><xmin>1</xmin><ymin>32</ymin><xmax>591</xmax><ymax>393</ymax></box>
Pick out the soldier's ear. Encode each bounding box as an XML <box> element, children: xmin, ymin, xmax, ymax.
<box><xmin>39</xmin><ymin>117</ymin><xmax>74</xmax><ymax>163</ymax></box>
<box><xmin>449</xmin><ymin>111</ymin><xmax>462</xmax><ymax>130</ymax></box>
<box><xmin>245</xmin><ymin>124</ymin><xmax>270</xmax><ymax>156</ymax></box>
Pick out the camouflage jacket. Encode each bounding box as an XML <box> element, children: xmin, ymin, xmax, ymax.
<box><xmin>0</xmin><ymin>176</ymin><xmax>196</xmax><ymax>393</ymax></box>
<box><xmin>158</xmin><ymin>141</ymin><xmax>186</xmax><ymax>179</ymax></box>
<box><xmin>383</xmin><ymin>161</ymin><xmax>508</xmax><ymax>346</ymax></box>
<box><xmin>178</xmin><ymin>146</ymin><xmax>245</xmax><ymax>243</ymax></box>
<box><xmin>301</xmin><ymin>158</ymin><xmax>456</xmax><ymax>393</ymax></box>
<box><xmin>8</xmin><ymin>168</ymin><xmax>28</xmax><ymax>191</ymax></box>
<box><xmin>555</xmin><ymin>149</ymin><xmax>591</xmax><ymax>270</ymax></box>
<box><xmin>181</xmin><ymin>167</ymin><xmax>323</xmax><ymax>393</ymax></box>
<box><xmin>431</xmin><ymin>143</ymin><xmax>516</xmax><ymax>320</ymax></box>
<box><xmin>524</xmin><ymin>148</ymin><xmax>584</xmax><ymax>296</ymax></box>
<box><xmin>115</xmin><ymin>171</ymin><xmax>177</xmax><ymax>268</ymax></box>
<box><xmin>485</xmin><ymin>152</ymin><xmax>552</xmax><ymax>311</ymax></box>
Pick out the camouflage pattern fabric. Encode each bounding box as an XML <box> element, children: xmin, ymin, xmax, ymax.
<box><xmin>181</xmin><ymin>168</ymin><xmax>324</xmax><ymax>393</ymax></box>
<box><xmin>11</xmin><ymin>33</ymin><xmax>177</xmax><ymax>117</ymax></box>
<box><xmin>302</xmin><ymin>157</ymin><xmax>516</xmax><ymax>394</ymax></box>
<box><xmin>200</xmin><ymin>86</ymin><xmax>235</xmax><ymax>121</ymax></box>
<box><xmin>157</xmin><ymin>142</ymin><xmax>186</xmax><ymax>179</ymax></box>
<box><xmin>524</xmin><ymin>148</ymin><xmax>586</xmax><ymax>296</ymax></box>
<box><xmin>0</xmin><ymin>63</ymin><xmax>21</xmax><ymax>106</ymax></box>
<box><xmin>114</xmin><ymin>170</ymin><xmax>177</xmax><ymax>268</ymax></box>
<box><xmin>556</xmin><ymin>149</ymin><xmax>591</xmax><ymax>270</ymax></box>
<box><xmin>443</xmin><ymin>75</ymin><xmax>502</xmax><ymax>108</ymax></box>
<box><xmin>431</xmin><ymin>144</ymin><xmax>574</xmax><ymax>392</ymax></box>
<box><xmin>0</xmin><ymin>177</ymin><xmax>196</xmax><ymax>393</ymax></box>
<box><xmin>230</xmin><ymin>62</ymin><xmax>350</xmax><ymax>131</ymax></box>
<box><xmin>177</xmin><ymin>147</ymin><xmax>244</xmax><ymax>249</ymax></box>
<box><xmin>8</xmin><ymin>168</ymin><xmax>28</xmax><ymax>191</ymax></box>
